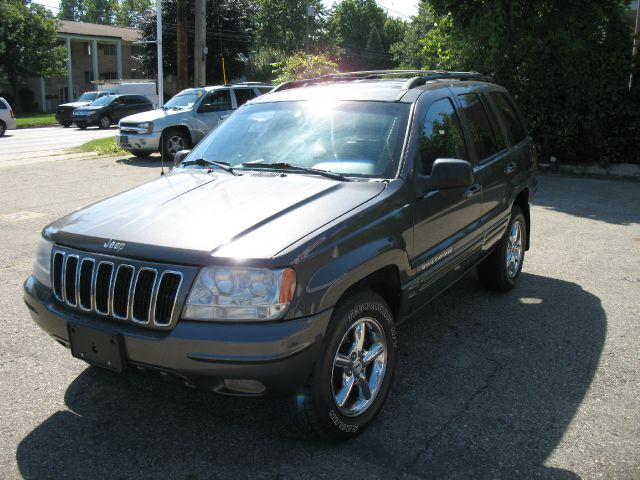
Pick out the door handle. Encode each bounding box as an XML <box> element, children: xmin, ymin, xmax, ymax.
<box><xmin>463</xmin><ymin>183</ymin><xmax>481</xmax><ymax>198</ymax></box>
<box><xmin>504</xmin><ymin>162</ymin><xmax>518</xmax><ymax>174</ymax></box>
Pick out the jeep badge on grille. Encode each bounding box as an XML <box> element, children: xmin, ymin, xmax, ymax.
<box><xmin>104</xmin><ymin>239</ymin><xmax>126</xmax><ymax>252</ymax></box>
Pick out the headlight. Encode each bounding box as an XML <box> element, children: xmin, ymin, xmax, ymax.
<box><xmin>33</xmin><ymin>237</ymin><xmax>53</xmax><ymax>289</ymax></box>
<box><xmin>183</xmin><ymin>267</ymin><xmax>296</xmax><ymax>321</ymax></box>
<box><xmin>137</xmin><ymin>121</ymin><xmax>153</xmax><ymax>133</ymax></box>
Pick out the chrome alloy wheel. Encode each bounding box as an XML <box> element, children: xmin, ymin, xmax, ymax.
<box><xmin>331</xmin><ymin>317</ymin><xmax>387</xmax><ymax>417</ymax></box>
<box><xmin>99</xmin><ymin>115</ymin><xmax>110</xmax><ymax>129</ymax></box>
<box><xmin>166</xmin><ymin>134</ymin><xmax>185</xmax><ymax>156</ymax></box>
<box><xmin>506</xmin><ymin>220</ymin><xmax>523</xmax><ymax>278</ymax></box>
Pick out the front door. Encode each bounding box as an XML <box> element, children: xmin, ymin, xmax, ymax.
<box><xmin>411</xmin><ymin>94</ymin><xmax>484</xmax><ymax>308</ymax></box>
<box><xmin>194</xmin><ymin>90</ymin><xmax>233</xmax><ymax>143</ymax></box>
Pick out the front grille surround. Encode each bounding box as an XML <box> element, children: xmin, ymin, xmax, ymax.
<box><xmin>50</xmin><ymin>246</ymin><xmax>193</xmax><ymax>330</ymax></box>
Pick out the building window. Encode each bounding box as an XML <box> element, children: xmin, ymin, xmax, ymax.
<box><xmin>99</xmin><ymin>72</ymin><xmax>118</xmax><ymax>80</ymax></box>
<box><xmin>86</xmin><ymin>42</ymin><xmax>92</xmax><ymax>56</ymax></box>
<box><xmin>84</xmin><ymin>71</ymin><xmax>94</xmax><ymax>83</ymax></box>
<box><xmin>103</xmin><ymin>44</ymin><xmax>116</xmax><ymax>56</ymax></box>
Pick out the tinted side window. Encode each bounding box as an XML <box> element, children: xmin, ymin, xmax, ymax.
<box><xmin>487</xmin><ymin>91</ymin><xmax>526</xmax><ymax>146</ymax></box>
<box><xmin>458</xmin><ymin>93</ymin><xmax>499</xmax><ymax>160</ymax></box>
<box><xmin>257</xmin><ymin>87</ymin><xmax>272</xmax><ymax>95</ymax></box>
<box><xmin>419</xmin><ymin>98</ymin><xmax>467</xmax><ymax>175</ymax></box>
<box><xmin>0</xmin><ymin>100</ymin><xmax>6</xmax><ymax>109</ymax></box>
<box><xmin>200</xmin><ymin>90</ymin><xmax>231</xmax><ymax>111</ymax></box>
<box><xmin>233</xmin><ymin>88</ymin><xmax>255</xmax><ymax>107</ymax></box>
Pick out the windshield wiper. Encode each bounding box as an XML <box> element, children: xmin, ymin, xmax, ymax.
<box><xmin>181</xmin><ymin>158</ymin><xmax>240</xmax><ymax>176</ymax></box>
<box><xmin>240</xmin><ymin>162</ymin><xmax>349</xmax><ymax>182</ymax></box>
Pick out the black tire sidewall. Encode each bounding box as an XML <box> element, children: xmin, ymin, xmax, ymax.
<box><xmin>0</xmin><ymin>120</ymin><xmax>5</xmax><ymax>136</ymax></box>
<box><xmin>98</xmin><ymin>115</ymin><xmax>110</xmax><ymax>129</ymax></box>
<box><xmin>310</xmin><ymin>291</ymin><xmax>398</xmax><ymax>438</ymax></box>
<box><xmin>163</xmin><ymin>130</ymin><xmax>187</xmax><ymax>160</ymax></box>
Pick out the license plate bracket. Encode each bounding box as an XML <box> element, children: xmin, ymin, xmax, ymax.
<box><xmin>120</xmin><ymin>135</ymin><xmax>128</xmax><ymax>144</ymax></box>
<box><xmin>68</xmin><ymin>323</ymin><xmax>125</xmax><ymax>372</ymax></box>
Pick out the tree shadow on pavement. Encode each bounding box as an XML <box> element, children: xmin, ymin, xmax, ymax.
<box><xmin>116</xmin><ymin>156</ymin><xmax>163</xmax><ymax>169</ymax></box>
<box><xmin>17</xmin><ymin>272</ymin><xmax>605</xmax><ymax>479</ymax></box>
<box><xmin>534</xmin><ymin>174</ymin><xmax>640</xmax><ymax>226</ymax></box>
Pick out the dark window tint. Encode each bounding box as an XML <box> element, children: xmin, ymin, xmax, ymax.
<box><xmin>200</xmin><ymin>90</ymin><xmax>231</xmax><ymax>111</ymax></box>
<box><xmin>233</xmin><ymin>88</ymin><xmax>255</xmax><ymax>107</ymax></box>
<box><xmin>257</xmin><ymin>87</ymin><xmax>272</xmax><ymax>95</ymax></box>
<box><xmin>0</xmin><ymin>100</ymin><xmax>6</xmax><ymax>109</ymax></box>
<box><xmin>458</xmin><ymin>93</ymin><xmax>499</xmax><ymax>160</ymax></box>
<box><xmin>419</xmin><ymin>98</ymin><xmax>467</xmax><ymax>175</ymax></box>
<box><xmin>487</xmin><ymin>92</ymin><xmax>526</xmax><ymax>146</ymax></box>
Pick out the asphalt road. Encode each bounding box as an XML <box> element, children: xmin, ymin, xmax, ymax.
<box><xmin>0</xmin><ymin>156</ymin><xmax>638</xmax><ymax>479</ymax></box>
<box><xmin>1</xmin><ymin>125</ymin><xmax>115</xmax><ymax>161</ymax></box>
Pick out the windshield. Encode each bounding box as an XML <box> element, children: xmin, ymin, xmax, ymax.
<box><xmin>78</xmin><ymin>92</ymin><xmax>98</xmax><ymax>102</ymax></box>
<box><xmin>91</xmin><ymin>95</ymin><xmax>115</xmax><ymax>106</ymax></box>
<box><xmin>164</xmin><ymin>89</ymin><xmax>205</xmax><ymax>109</ymax></box>
<box><xmin>184</xmin><ymin>101</ymin><xmax>410</xmax><ymax>179</ymax></box>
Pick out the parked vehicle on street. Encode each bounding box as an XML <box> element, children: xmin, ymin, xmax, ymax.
<box><xmin>24</xmin><ymin>70</ymin><xmax>536</xmax><ymax>440</ymax></box>
<box><xmin>55</xmin><ymin>91</ymin><xmax>116</xmax><ymax>127</ymax></box>
<box><xmin>73</xmin><ymin>94</ymin><xmax>153</xmax><ymax>130</ymax></box>
<box><xmin>0</xmin><ymin>97</ymin><xmax>16</xmax><ymax>136</ymax></box>
<box><xmin>96</xmin><ymin>80</ymin><xmax>159</xmax><ymax>108</ymax></box>
<box><xmin>115</xmin><ymin>82</ymin><xmax>272</xmax><ymax>159</ymax></box>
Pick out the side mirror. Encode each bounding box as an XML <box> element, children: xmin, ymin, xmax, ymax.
<box><xmin>173</xmin><ymin>149</ymin><xmax>191</xmax><ymax>167</ymax></box>
<box><xmin>418</xmin><ymin>158</ymin><xmax>474</xmax><ymax>192</ymax></box>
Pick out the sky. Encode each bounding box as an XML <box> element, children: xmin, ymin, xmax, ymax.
<box><xmin>35</xmin><ymin>0</ymin><xmax>419</xmax><ymax>20</ymax></box>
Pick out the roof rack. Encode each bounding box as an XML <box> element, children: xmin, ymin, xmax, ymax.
<box><xmin>271</xmin><ymin>70</ymin><xmax>495</xmax><ymax>93</ymax></box>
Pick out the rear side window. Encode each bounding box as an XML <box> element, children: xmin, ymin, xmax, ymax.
<box><xmin>487</xmin><ymin>92</ymin><xmax>526</xmax><ymax>146</ymax></box>
<box><xmin>0</xmin><ymin>100</ymin><xmax>6</xmax><ymax>109</ymax></box>
<box><xmin>257</xmin><ymin>87</ymin><xmax>272</xmax><ymax>95</ymax></box>
<box><xmin>200</xmin><ymin>90</ymin><xmax>232</xmax><ymax>112</ymax></box>
<box><xmin>233</xmin><ymin>88</ymin><xmax>255</xmax><ymax>107</ymax></box>
<box><xmin>418</xmin><ymin>98</ymin><xmax>467</xmax><ymax>175</ymax></box>
<box><xmin>458</xmin><ymin>93</ymin><xmax>500</xmax><ymax>161</ymax></box>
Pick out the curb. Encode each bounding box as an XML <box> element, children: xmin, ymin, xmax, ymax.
<box><xmin>538</xmin><ymin>163</ymin><xmax>640</xmax><ymax>182</ymax></box>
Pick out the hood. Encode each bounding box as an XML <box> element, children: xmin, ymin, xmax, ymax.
<box><xmin>75</xmin><ymin>105</ymin><xmax>103</xmax><ymax>112</ymax></box>
<box><xmin>120</xmin><ymin>108</ymin><xmax>187</xmax><ymax>123</ymax></box>
<box><xmin>59</xmin><ymin>101</ymin><xmax>91</xmax><ymax>108</ymax></box>
<box><xmin>44</xmin><ymin>172</ymin><xmax>386</xmax><ymax>264</ymax></box>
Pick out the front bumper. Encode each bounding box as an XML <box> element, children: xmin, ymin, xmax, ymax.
<box><xmin>24</xmin><ymin>276</ymin><xmax>331</xmax><ymax>396</ymax></box>
<box><xmin>115</xmin><ymin>131</ymin><xmax>161</xmax><ymax>152</ymax></box>
<box><xmin>55</xmin><ymin>111</ymin><xmax>73</xmax><ymax>123</ymax></box>
<box><xmin>73</xmin><ymin>114</ymin><xmax>99</xmax><ymax>126</ymax></box>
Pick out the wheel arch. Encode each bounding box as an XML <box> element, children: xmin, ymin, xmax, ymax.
<box><xmin>161</xmin><ymin>125</ymin><xmax>193</xmax><ymax>149</ymax></box>
<box><xmin>513</xmin><ymin>188</ymin><xmax>530</xmax><ymax>250</ymax></box>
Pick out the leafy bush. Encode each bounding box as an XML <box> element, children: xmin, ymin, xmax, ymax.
<box><xmin>272</xmin><ymin>52</ymin><xmax>339</xmax><ymax>85</ymax></box>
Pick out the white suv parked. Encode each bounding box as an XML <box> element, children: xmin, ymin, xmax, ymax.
<box><xmin>0</xmin><ymin>97</ymin><xmax>17</xmax><ymax>137</ymax></box>
<box><xmin>116</xmin><ymin>83</ymin><xmax>272</xmax><ymax>159</ymax></box>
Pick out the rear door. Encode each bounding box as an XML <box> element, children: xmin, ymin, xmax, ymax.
<box><xmin>410</xmin><ymin>92</ymin><xmax>484</xmax><ymax>308</ymax></box>
<box><xmin>454</xmin><ymin>89</ymin><xmax>514</xmax><ymax>252</ymax></box>
<box><xmin>231</xmin><ymin>87</ymin><xmax>257</xmax><ymax>109</ymax></box>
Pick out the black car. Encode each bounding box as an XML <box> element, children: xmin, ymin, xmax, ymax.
<box><xmin>25</xmin><ymin>70</ymin><xmax>536</xmax><ymax>440</ymax></box>
<box><xmin>55</xmin><ymin>91</ymin><xmax>116</xmax><ymax>127</ymax></box>
<box><xmin>72</xmin><ymin>94</ymin><xmax>153</xmax><ymax>129</ymax></box>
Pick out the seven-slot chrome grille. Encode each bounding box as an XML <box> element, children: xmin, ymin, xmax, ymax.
<box><xmin>51</xmin><ymin>246</ymin><xmax>193</xmax><ymax>330</ymax></box>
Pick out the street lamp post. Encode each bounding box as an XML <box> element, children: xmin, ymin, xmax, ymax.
<box><xmin>156</xmin><ymin>0</ymin><xmax>164</xmax><ymax>105</ymax></box>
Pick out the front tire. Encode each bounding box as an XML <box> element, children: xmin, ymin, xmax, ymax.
<box><xmin>60</xmin><ymin>121</ymin><xmax>72</xmax><ymax>128</ymax></box>
<box><xmin>161</xmin><ymin>129</ymin><xmax>189</xmax><ymax>162</ymax></box>
<box><xmin>77</xmin><ymin>123</ymin><xmax>87</xmax><ymax>130</ymax></box>
<box><xmin>0</xmin><ymin>120</ymin><xmax>6</xmax><ymax>137</ymax></box>
<box><xmin>477</xmin><ymin>205</ymin><xmax>527</xmax><ymax>292</ymax></box>
<box><xmin>130</xmin><ymin>150</ymin><xmax>152</xmax><ymax>158</ymax></box>
<box><xmin>97</xmin><ymin>115</ymin><xmax>111</xmax><ymax>129</ymax></box>
<box><xmin>287</xmin><ymin>289</ymin><xmax>398</xmax><ymax>440</ymax></box>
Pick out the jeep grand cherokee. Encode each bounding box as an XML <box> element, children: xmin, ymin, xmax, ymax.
<box><xmin>24</xmin><ymin>70</ymin><xmax>536</xmax><ymax>440</ymax></box>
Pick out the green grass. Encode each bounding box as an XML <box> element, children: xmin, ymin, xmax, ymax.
<box><xmin>74</xmin><ymin>137</ymin><xmax>128</xmax><ymax>156</ymax></box>
<box><xmin>15</xmin><ymin>113</ymin><xmax>57</xmax><ymax>128</ymax></box>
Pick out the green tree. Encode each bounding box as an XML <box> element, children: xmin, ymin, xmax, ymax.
<box><xmin>272</xmin><ymin>51</ymin><xmax>338</xmax><ymax>84</ymax></box>
<box><xmin>363</xmin><ymin>26</ymin><xmax>385</xmax><ymax>69</ymax></box>
<box><xmin>0</xmin><ymin>0</ymin><xmax>66</xmax><ymax>113</ymax></box>
<box><xmin>59</xmin><ymin>0</ymin><xmax>120</xmax><ymax>24</ymax></box>
<box><xmin>389</xmin><ymin>2</ymin><xmax>435</xmax><ymax>68</ymax></box>
<box><xmin>419</xmin><ymin>0</ymin><xmax>640</xmax><ymax>164</ymax></box>
<box><xmin>116</xmin><ymin>0</ymin><xmax>152</xmax><ymax>27</ymax></box>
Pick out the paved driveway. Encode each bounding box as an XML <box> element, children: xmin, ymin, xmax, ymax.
<box><xmin>0</xmin><ymin>157</ymin><xmax>638</xmax><ymax>479</ymax></box>
<box><xmin>1</xmin><ymin>125</ymin><xmax>115</xmax><ymax>162</ymax></box>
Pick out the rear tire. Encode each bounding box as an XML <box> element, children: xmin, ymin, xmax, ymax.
<box><xmin>477</xmin><ymin>205</ymin><xmax>526</xmax><ymax>292</ymax></box>
<box><xmin>287</xmin><ymin>289</ymin><xmax>398</xmax><ymax>440</ymax></box>
<box><xmin>0</xmin><ymin>120</ymin><xmax>6</xmax><ymax>137</ymax></box>
<box><xmin>97</xmin><ymin>115</ymin><xmax>111</xmax><ymax>129</ymax></box>
<box><xmin>77</xmin><ymin>123</ymin><xmax>87</xmax><ymax>130</ymax></box>
<box><xmin>60</xmin><ymin>121</ymin><xmax>72</xmax><ymax>128</ymax></box>
<box><xmin>130</xmin><ymin>150</ymin><xmax>152</xmax><ymax>158</ymax></box>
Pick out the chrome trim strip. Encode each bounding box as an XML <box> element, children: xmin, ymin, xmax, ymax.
<box><xmin>95</xmin><ymin>261</ymin><xmax>114</xmax><ymax>316</ymax></box>
<box><xmin>78</xmin><ymin>258</ymin><xmax>95</xmax><ymax>312</ymax></box>
<box><xmin>131</xmin><ymin>267</ymin><xmax>158</xmax><ymax>324</ymax></box>
<box><xmin>111</xmin><ymin>264</ymin><xmax>135</xmax><ymax>320</ymax></box>
<box><xmin>153</xmin><ymin>271</ymin><xmax>184</xmax><ymax>327</ymax></box>
<box><xmin>64</xmin><ymin>254</ymin><xmax>79</xmax><ymax>307</ymax></box>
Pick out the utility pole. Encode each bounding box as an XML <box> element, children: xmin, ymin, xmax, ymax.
<box><xmin>156</xmin><ymin>0</ymin><xmax>163</xmax><ymax>106</ymax></box>
<box><xmin>194</xmin><ymin>0</ymin><xmax>207</xmax><ymax>86</ymax></box>
<box><xmin>177</xmin><ymin>0</ymin><xmax>188</xmax><ymax>91</ymax></box>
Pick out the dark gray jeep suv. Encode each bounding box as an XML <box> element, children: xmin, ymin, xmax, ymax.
<box><xmin>24</xmin><ymin>70</ymin><xmax>537</xmax><ymax>440</ymax></box>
